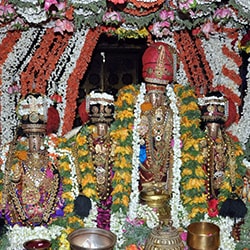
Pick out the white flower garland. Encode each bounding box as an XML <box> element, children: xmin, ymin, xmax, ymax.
<box><xmin>230</xmin><ymin>56</ymin><xmax>250</xmax><ymax>148</ymax></box>
<box><xmin>5</xmin><ymin>224</ymin><xmax>63</xmax><ymax>250</ymax></box>
<box><xmin>128</xmin><ymin>82</ymin><xmax>146</xmax><ymax>219</ymax></box>
<box><xmin>1</xmin><ymin>27</ymin><xmax>46</xmax><ymax>146</ymax></box>
<box><xmin>203</xmin><ymin>214</ymin><xmax>236</xmax><ymax>250</ymax></box>
<box><xmin>166</xmin><ymin>84</ymin><xmax>189</xmax><ymax>228</ymax></box>
<box><xmin>48</xmin><ymin>28</ymin><xmax>88</xmax><ymax>136</ymax></box>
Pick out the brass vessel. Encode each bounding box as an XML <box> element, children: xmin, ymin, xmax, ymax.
<box><xmin>67</xmin><ymin>228</ymin><xmax>116</xmax><ymax>250</ymax></box>
<box><xmin>140</xmin><ymin>187</ymin><xmax>170</xmax><ymax>223</ymax></box>
<box><xmin>145</xmin><ymin>221</ymin><xmax>184</xmax><ymax>250</ymax></box>
<box><xmin>23</xmin><ymin>239</ymin><xmax>51</xmax><ymax>250</ymax></box>
<box><xmin>187</xmin><ymin>222</ymin><xmax>220</xmax><ymax>250</ymax></box>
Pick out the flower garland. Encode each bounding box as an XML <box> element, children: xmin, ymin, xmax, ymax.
<box><xmin>61</xmin><ymin>27</ymin><xmax>102</xmax><ymax>134</ymax></box>
<box><xmin>0</xmin><ymin>134</ymin><xmax>84</xmax><ymax>249</ymax></box>
<box><xmin>20</xmin><ymin>28</ymin><xmax>71</xmax><ymax>96</ymax></box>
<box><xmin>174</xmin><ymin>30</ymin><xmax>213</xmax><ymax>96</ymax></box>
<box><xmin>1</xmin><ymin>28</ymin><xmax>46</xmax><ymax>146</ymax></box>
<box><xmin>0</xmin><ymin>30</ymin><xmax>21</xmax><ymax>145</ymax></box>
<box><xmin>175</xmin><ymin>84</ymin><xmax>208</xmax><ymax>222</ymax></box>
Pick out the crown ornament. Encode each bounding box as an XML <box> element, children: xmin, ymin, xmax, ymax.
<box><xmin>86</xmin><ymin>91</ymin><xmax>115</xmax><ymax>125</ymax></box>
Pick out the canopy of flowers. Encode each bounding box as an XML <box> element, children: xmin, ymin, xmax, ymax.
<box><xmin>1</xmin><ymin>0</ymin><xmax>249</xmax><ymax>37</ymax></box>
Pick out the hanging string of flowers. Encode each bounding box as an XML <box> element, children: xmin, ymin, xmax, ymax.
<box><xmin>61</xmin><ymin>27</ymin><xmax>102</xmax><ymax>134</ymax></box>
<box><xmin>175</xmin><ymin>84</ymin><xmax>207</xmax><ymax>222</ymax></box>
<box><xmin>174</xmin><ymin>30</ymin><xmax>213</xmax><ymax>96</ymax></box>
<box><xmin>20</xmin><ymin>28</ymin><xmax>71</xmax><ymax>96</ymax></box>
<box><xmin>110</xmin><ymin>84</ymin><xmax>140</xmax><ymax>213</ymax></box>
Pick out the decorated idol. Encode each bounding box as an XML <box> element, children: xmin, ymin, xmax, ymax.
<box><xmin>69</xmin><ymin>90</ymin><xmax>116</xmax><ymax>231</ymax></box>
<box><xmin>136</xmin><ymin>42</ymin><xmax>177</xmax><ymax>219</ymax></box>
<box><xmin>0</xmin><ymin>93</ymin><xmax>64</xmax><ymax>228</ymax></box>
<box><xmin>0</xmin><ymin>93</ymin><xmax>87</xmax><ymax>249</ymax></box>
<box><xmin>198</xmin><ymin>91</ymin><xmax>247</xmax><ymax>220</ymax></box>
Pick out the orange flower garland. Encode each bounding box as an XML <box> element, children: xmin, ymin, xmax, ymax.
<box><xmin>20</xmin><ymin>29</ymin><xmax>71</xmax><ymax>96</ymax></box>
<box><xmin>174</xmin><ymin>30</ymin><xmax>213</xmax><ymax>96</ymax></box>
<box><xmin>62</xmin><ymin>27</ymin><xmax>103</xmax><ymax>134</ymax></box>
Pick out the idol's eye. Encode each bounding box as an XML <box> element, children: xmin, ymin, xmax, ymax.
<box><xmin>207</xmin><ymin>105</ymin><xmax>215</xmax><ymax>112</ymax></box>
<box><xmin>217</xmin><ymin>105</ymin><xmax>224</xmax><ymax>113</ymax></box>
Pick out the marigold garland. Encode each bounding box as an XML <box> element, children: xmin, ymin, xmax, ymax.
<box><xmin>174</xmin><ymin>84</ymin><xmax>208</xmax><ymax>221</ymax></box>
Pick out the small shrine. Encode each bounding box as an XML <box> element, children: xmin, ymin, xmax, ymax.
<box><xmin>0</xmin><ymin>1</ymin><xmax>250</xmax><ymax>249</ymax></box>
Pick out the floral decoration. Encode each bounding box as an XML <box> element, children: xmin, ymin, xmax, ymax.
<box><xmin>0</xmin><ymin>0</ymin><xmax>247</xmax><ymax>38</ymax></box>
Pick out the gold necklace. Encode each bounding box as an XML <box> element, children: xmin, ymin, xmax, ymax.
<box><xmin>89</xmin><ymin>134</ymin><xmax>113</xmax><ymax>201</ymax></box>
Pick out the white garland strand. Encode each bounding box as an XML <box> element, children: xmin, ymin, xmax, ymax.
<box><xmin>128</xmin><ymin>82</ymin><xmax>146</xmax><ymax>219</ymax></box>
<box><xmin>50</xmin><ymin>28</ymin><xmax>88</xmax><ymax>136</ymax></box>
<box><xmin>166</xmin><ymin>84</ymin><xmax>189</xmax><ymax>228</ymax></box>
<box><xmin>230</xmin><ymin>56</ymin><xmax>250</xmax><ymax>147</ymax></box>
<box><xmin>6</xmin><ymin>224</ymin><xmax>63</xmax><ymax>250</ymax></box>
<box><xmin>1</xmin><ymin>28</ymin><xmax>46</xmax><ymax>146</ymax></box>
<box><xmin>201</xmin><ymin>33</ymin><xmax>241</xmax><ymax>98</ymax></box>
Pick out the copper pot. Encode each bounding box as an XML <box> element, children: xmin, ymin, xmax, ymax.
<box><xmin>187</xmin><ymin>222</ymin><xmax>220</xmax><ymax>250</ymax></box>
<box><xmin>67</xmin><ymin>228</ymin><xmax>116</xmax><ymax>250</ymax></box>
<box><xmin>23</xmin><ymin>239</ymin><xmax>51</xmax><ymax>250</ymax></box>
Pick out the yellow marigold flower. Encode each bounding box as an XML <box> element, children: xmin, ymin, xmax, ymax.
<box><xmin>15</xmin><ymin>150</ymin><xmax>28</xmax><ymax>161</ymax></box>
<box><xmin>78</xmin><ymin>149</ymin><xmax>89</xmax><ymax>156</ymax></box>
<box><xmin>62</xmin><ymin>192</ymin><xmax>74</xmax><ymax>200</ymax></box>
<box><xmin>68</xmin><ymin>216</ymin><xmax>80</xmax><ymax>224</ymax></box>
<box><xmin>63</xmin><ymin>178</ymin><xmax>73</xmax><ymax>185</ymax></box>
<box><xmin>195</xmin><ymin>154</ymin><xmax>204</xmax><ymax>164</ymax></box>
<box><xmin>64</xmin><ymin>204</ymin><xmax>74</xmax><ymax>213</ymax></box>
<box><xmin>110</xmin><ymin>128</ymin><xmax>130</xmax><ymax>142</ymax></box>
<box><xmin>184</xmin><ymin>178</ymin><xmax>204</xmax><ymax>190</ymax></box>
<box><xmin>114</xmin><ymin>155</ymin><xmax>129</xmax><ymax>169</ymax></box>
<box><xmin>113</xmin><ymin>171</ymin><xmax>131</xmax><ymax>184</ymax></box>
<box><xmin>234</xmin><ymin>145</ymin><xmax>243</xmax><ymax>156</ymax></box>
<box><xmin>181</xmin><ymin>152</ymin><xmax>195</xmax><ymax>162</ymax></box>
<box><xmin>121</xmin><ymin>93</ymin><xmax>135</xmax><ymax>106</ymax></box>
<box><xmin>182</xmin><ymin>196</ymin><xmax>192</xmax><ymax>205</ymax></box>
<box><xmin>116</xmin><ymin>110</ymin><xmax>134</xmax><ymax>121</ymax></box>
<box><xmin>76</xmin><ymin>135</ymin><xmax>87</xmax><ymax>146</ymax></box>
<box><xmin>138</xmin><ymin>27</ymin><xmax>149</xmax><ymax>37</ymax></box>
<box><xmin>180</xmin><ymin>102</ymin><xmax>198</xmax><ymax>113</ymax></box>
<box><xmin>182</xmin><ymin>168</ymin><xmax>193</xmax><ymax>176</ymax></box>
<box><xmin>60</xmin><ymin>161</ymin><xmax>71</xmax><ymax>171</ymax></box>
<box><xmin>122</xmin><ymin>195</ymin><xmax>130</xmax><ymax>207</ymax></box>
<box><xmin>114</xmin><ymin>146</ymin><xmax>132</xmax><ymax>155</ymax></box>
<box><xmin>79</xmin><ymin>162</ymin><xmax>92</xmax><ymax>171</ymax></box>
<box><xmin>220</xmin><ymin>180</ymin><xmax>231</xmax><ymax>191</ymax></box>
<box><xmin>181</xmin><ymin>116</ymin><xmax>194</xmax><ymax>127</ymax></box>
<box><xmin>113</xmin><ymin>184</ymin><xmax>124</xmax><ymax>194</ymax></box>
<box><xmin>115</xmin><ymin>97</ymin><xmax>123</xmax><ymax>108</ymax></box>
<box><xmin>183</xmin><ymin>138</ymin><xmax>199</xmax><ymax>151</ymax></box>
<box><xmin>189</xmin><ymin>207</ymin><xmax>207</xmax><ymax>219</ymax></box>
<box><xmin>113</xmin><ymin>198</ymin><xmax>121</xmax><ymax>205</ymax></box>
<box><xmin>195</xmin><ymin>166</ymin><xmax>206</xmax><ymax>177</ymax></box>
<box><xmin>83</xmin><ymin>187</ymin><xmax>97</xmax><ymax>198</ymax></box>
<box><xmin>180</xmin><ymin>89</ymin><xmax>195</xmax><ymax>99</ymax></box>
<box><xmin>190</xmin><ymin>193</ymin><xmax>207</xmax><ymax>204</ymax></box>
<box><xmin>82</xmin><ymin>173</ymin><xmax>96</xmax><ymax>186</ymax></box>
